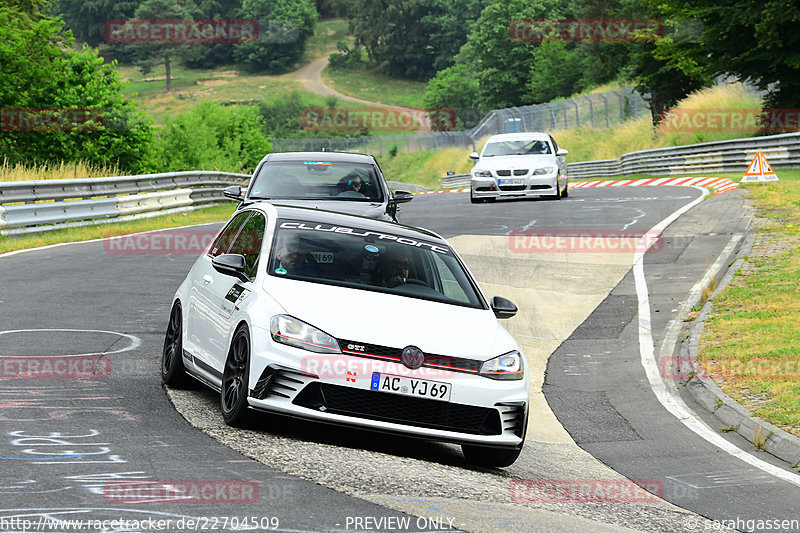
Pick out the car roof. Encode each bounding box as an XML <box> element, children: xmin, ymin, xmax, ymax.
<box><xmin>245</xmin><ymin>202</ymin><xmax>446</xmax><ymax>243</ymax></box>
<box><xmin>486</xmin><ymin>132</ymin><xmax>552</xmax><ymax>142</ymax></box>
<box><xmin>264</xmin><ymin>151</ymin><xmax>376</xmax><ymax>164</ymax></box>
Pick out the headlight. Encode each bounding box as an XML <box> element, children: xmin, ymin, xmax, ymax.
<box><xmin>479</xmin><ymin>350</ymin><xmax>524</xmax><ymax>380</ymax></box>
<box><xmin>473</xmin><ymin>169</ymin><xmax>492</xmax><ymax>178</ymax></box>
<box><xmin>533</xmin><ymin>167</ymin><xmax>554</xmax><ymax>175</ymax></box>
<box><xmin>270</xmin><ymin>315</ymin><xmax>341</xmax><ymax>354</ymax></box>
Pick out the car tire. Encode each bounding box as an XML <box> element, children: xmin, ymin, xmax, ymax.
<box><xmin>221</xmin><ymin>324</ymin><xmax>251</xmax><ymax>426</ymax></box>
<box><xmin>562</xmin><ymin>180</ymin><xmax>569</xmax><ymax>198</ymax></box>
<box><xmin>461</xmin><ymin>444</ymin><xmax>522</xmax><ymax>468</ymax></box>
<box><xmin>551</xmin><ymin>179</ymin><xmax>562</xmax><ymax>200</ymax></box>
<box><xmin>161</xmin><ymin>302</ymin><xmax>189</xmax><ymax>387</ymax></box>
<box><xmin>470</xmin><ymin>191</ymin><xmax>484</xmax><ymax>204</ymax></box>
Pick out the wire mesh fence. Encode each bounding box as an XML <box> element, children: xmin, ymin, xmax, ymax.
<box><xmin>273</xmin><ymin>88</ymin><xmax>651</xmax><ymax>157</ymax></box>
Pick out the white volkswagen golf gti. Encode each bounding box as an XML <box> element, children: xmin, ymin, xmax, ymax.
<box><xmin>162</xmin><ymin>203</ymin><xmax>529</xmax><ymax>466</ymax></box>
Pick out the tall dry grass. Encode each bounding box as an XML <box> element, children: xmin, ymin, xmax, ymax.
<box><xmin>1</xmin><ymin>158</ymin><xmax>121</xmax><ymax>181</ymax></box>
<box><xmin>657</xmin><ymin>82</ymin><xmax>764</xmax><ymax>146</ymax></box>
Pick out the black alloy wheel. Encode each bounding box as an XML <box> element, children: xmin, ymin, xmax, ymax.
<box><xmin>221</xmin><ymin>324</ymin><xmax>251</xmax><ymax>426</ymax></box>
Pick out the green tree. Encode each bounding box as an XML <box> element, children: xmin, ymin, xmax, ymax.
<box><xmin>459</xmin><ymin>0</ymin><xmax>562</xmax><ymax>109</ymax></box>
<box><xmin>234</xmin><ymin>0</ymin><xmax>317</xmax><ymax>73</ymax></box>
<box><xmin>0</xmin><ymin>8</ymin><xmax>154</xmax><ymax>171</ymax></box>
<box><xmin>182</xmin><ymin>0</ymin><xmax>244</xmax><ymax>69</ymax></box>
<box><xmin>157</xmin><ymin>101</ymin><xmax>272</xmax><ymax>172</ymax></box>
<box><xmin>345</xmin><ymin>0</ymin><xmax>482</xmax><ymax>81</ymax></box>
<box><xmin>423</xmin><ymin>64</ymin><xmax>483</xmax><ymax>129</ymax></box>
<box><xmin>651</xmin><ymin>0</ymin><xmax>800</xmax><ymax>110</ymax></box>
<box><xmin>121</xmin><ymin>0</ymin><xmax>202</xmax><ymax>93</ymax></box>
<box><xmin>55</xmin><ymin>0</ymin><xmax>139</xmax><ymax>46</ymax></box>
<box><xmin>526</xmin><ymin>41</ymin><xmax>584</xmax><ymax>103</ymax></box>
<box><xmin>631</xmin><ymin>36</ymin><xmax>711</xmax><ymax>123</ymax></box>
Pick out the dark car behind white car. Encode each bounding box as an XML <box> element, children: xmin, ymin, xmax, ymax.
<box><xmin>224</xmin><ymin>151</ymin><xmax>413</xmax><ymax>221</ymax></box>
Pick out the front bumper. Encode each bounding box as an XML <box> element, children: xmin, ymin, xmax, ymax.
<box><xmin>247</xmin><ymin>326</ymin><xmax>528</xmax><ymax>448</ymax></box>
<box><xmin>471</xmin><ymin>174</ymin><xmax>558</xmax><ymax>199</ymax></box>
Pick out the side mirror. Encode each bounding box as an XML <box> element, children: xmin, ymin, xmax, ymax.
<box><xmin>393</xmin><ymin>191</ymin><xmax>414</xmax><ymax>204</ymax></box>
<box><xmin>556</xmin><ymin>148</ymin><xmax>569</xmax><ymax>157</ymax></box>
<box><xmin>490</xmin><ymin>296</ymin><xmax>517</xmax><ymax>319</ymax></box>
<box><xmin>223</xmin><ymin>185</ymin><xmax>243</xmax><ymax>201</ymax></box>
<box><xmin>469</xmin><ymin>151</ymin><xmax>480</xmax><ymax>160</ymax></box>
<box><xmin>212</xmin><ymin>254</ymin><xmax>249</xmax><ymax>281</ymax></box>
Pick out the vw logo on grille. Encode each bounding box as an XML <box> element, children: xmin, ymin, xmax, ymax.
<box><xmin>401</xmin><ymin>346</ymin><xmax>425</xmax><ymax>370</ymax></box>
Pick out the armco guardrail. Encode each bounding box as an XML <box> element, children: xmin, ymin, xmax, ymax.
<box><xmin>442</xmin><ymin>132</ymin><xmax>800</xmax><ymax>186</ymax></box>
<box><xmin>0</xmin><ymin>171</ymin><xmax>249</xmax><ymax>235</ymax></box>
<box><xmin>566</xmin><ymin>132</ymin><xmax>800</xmax><ymax>178</ymax></box>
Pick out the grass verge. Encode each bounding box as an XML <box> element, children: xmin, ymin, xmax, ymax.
<box><xmin>376</xmin><ymin>147</ymin><xmax>475</xmax><ymax>189</ymax></box>
<box><xmin>0</xmin><ymin>203</ymin><xmax>237</xmax><ymax>255</ymax></box>
<box><xmin>322</xmin><ymin>65</ymin><xmax>427</xmax><ymax>109</ymax></box>
<box><xmin>698</xmin><ymin>169</ymin><xmax>800</xmax><ymax>438</ymax></box>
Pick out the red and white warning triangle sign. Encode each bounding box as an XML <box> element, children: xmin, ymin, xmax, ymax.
<box><xmin>742</xmin><ymin>151</ymin><xmax>779</xmax><ymax>182</ymax></box>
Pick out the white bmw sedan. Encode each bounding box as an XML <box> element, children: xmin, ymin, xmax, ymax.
<box><xmin>162</xmin><ymin>203</ymin><xmax>529</xmax><ymax>467</ymax></box>
<box><xmin>469</xmin><ymin>132</ymin><xmax>569</xmax><ymax>203</ymax></box>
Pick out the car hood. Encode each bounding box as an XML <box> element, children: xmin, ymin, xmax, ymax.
<box><xmin>253</xmin><ymin>199</ymin><xmax>392</xmax><ymax>221</ymax></box>
<box><xmin>476</xmin><ymin>154</ymin><xmax>555</xmax><ymax>170</ymax></box>
<box><xmin>263</xmin><ymin>278</ymin><xmax>517</xmax><ymax>360</ymax></box>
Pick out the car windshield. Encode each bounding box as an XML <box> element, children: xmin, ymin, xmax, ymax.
<box><xmin>268</xmin><ymin>219</ymin><xmax>485</xmax><ymax>309</ymax></box>
<box><xmin>482</xmin><ymin>139</ymin><xmax>551</xmax><ymax>157</ymax></box>
<box><xmin>249</xmin><ymin>160</ymin><xmax>384</xmax><ymax>202</ymax></box>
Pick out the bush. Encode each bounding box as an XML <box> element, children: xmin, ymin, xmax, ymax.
<box><xmin>234</xmin><ymin>0</ymin><xmax>317</xmax><ymax>73</ymax></box>
<box><xmin>156</xmin><ymin>101</ymin><xmax>272</xmax><ymax>173</ymax></box>
<box><xmin>423</xmin><ymin>64</ymin><xmax>484</xmax><ymax>129</ymax></box>
<box><xmin>328</xmin><ymin>41</ymin><xmax>368</xmax><ymax>70</ymax></box>
<box><xmin>0</xmin><ymin>9</ymin><xmax>155</xmax><ymax>173</ymax></box>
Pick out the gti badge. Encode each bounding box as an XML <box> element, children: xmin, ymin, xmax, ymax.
<box><xmin>401</xmin><ymin>346</ymin><xmax>424</xmax><ymax>370</ymax></box>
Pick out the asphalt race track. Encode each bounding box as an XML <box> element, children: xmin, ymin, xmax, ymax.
<box><xmin>2</xmin><ymin>185</ymin><xmax>799</xmax><ymax>533</ymax></box>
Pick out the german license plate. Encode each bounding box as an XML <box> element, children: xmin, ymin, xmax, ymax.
<box><xmin>498</xmin><ymin>178</ymin><xmax>523</xmax><ymax>185</ymax></box>
<box><xmin>370</xmin><ymin>372</ymin><xmax>451</xmax><ymax>402</ymax></box>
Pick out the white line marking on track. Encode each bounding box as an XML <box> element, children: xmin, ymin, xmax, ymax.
<box><xmin>634</xmin><ymin>187</ymin><xmax>800</xmax><ymax>488</ymax></box>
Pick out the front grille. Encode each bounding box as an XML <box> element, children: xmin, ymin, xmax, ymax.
<box><xmin>337</xmin><ymin>338</ymin><xmax>482</xmax><ymax>374</ymax></box>
<box><xmin>513</xmin><ymin>169</ymin><xmax>528</xmax><ymax>176</ymax></box>
<box><xmin>529</xmin><ymin>184</ymin><xmax>551</xmax><ymax>190</ymax></box>
<box><xmin>293</xmin><ymin>382</ymin><xmax>502</xmax><ymax>435</ymax></box>
<box><xmin>495</xmin><ymin>170</ymin><xmax>511</xmax><ymax>177</ymax></box>
<box><xmin>498</xmin><ymin>185</ymin><xmax>526</xmax><ymax>191</ymax></box>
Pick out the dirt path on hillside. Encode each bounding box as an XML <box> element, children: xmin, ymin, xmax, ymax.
<box><xmin>283</xmin><ymin>54</ymin><xmax>391</xmax><ymax>108</ymax></box>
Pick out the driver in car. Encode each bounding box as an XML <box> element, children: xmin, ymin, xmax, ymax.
<box><xmin>377</xmin><ymin>249</ymin><xmax>410</xmax><ymax>288</ymax></box>
<box><xmin>338</xmin><ymin>172</ymin><xmax>366</xmax><ymax>197</ymax></box>
<box><xmin>275</xmin><ymin>239</ymin><xmax>318</xmax><ymax>277</ymax></box>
